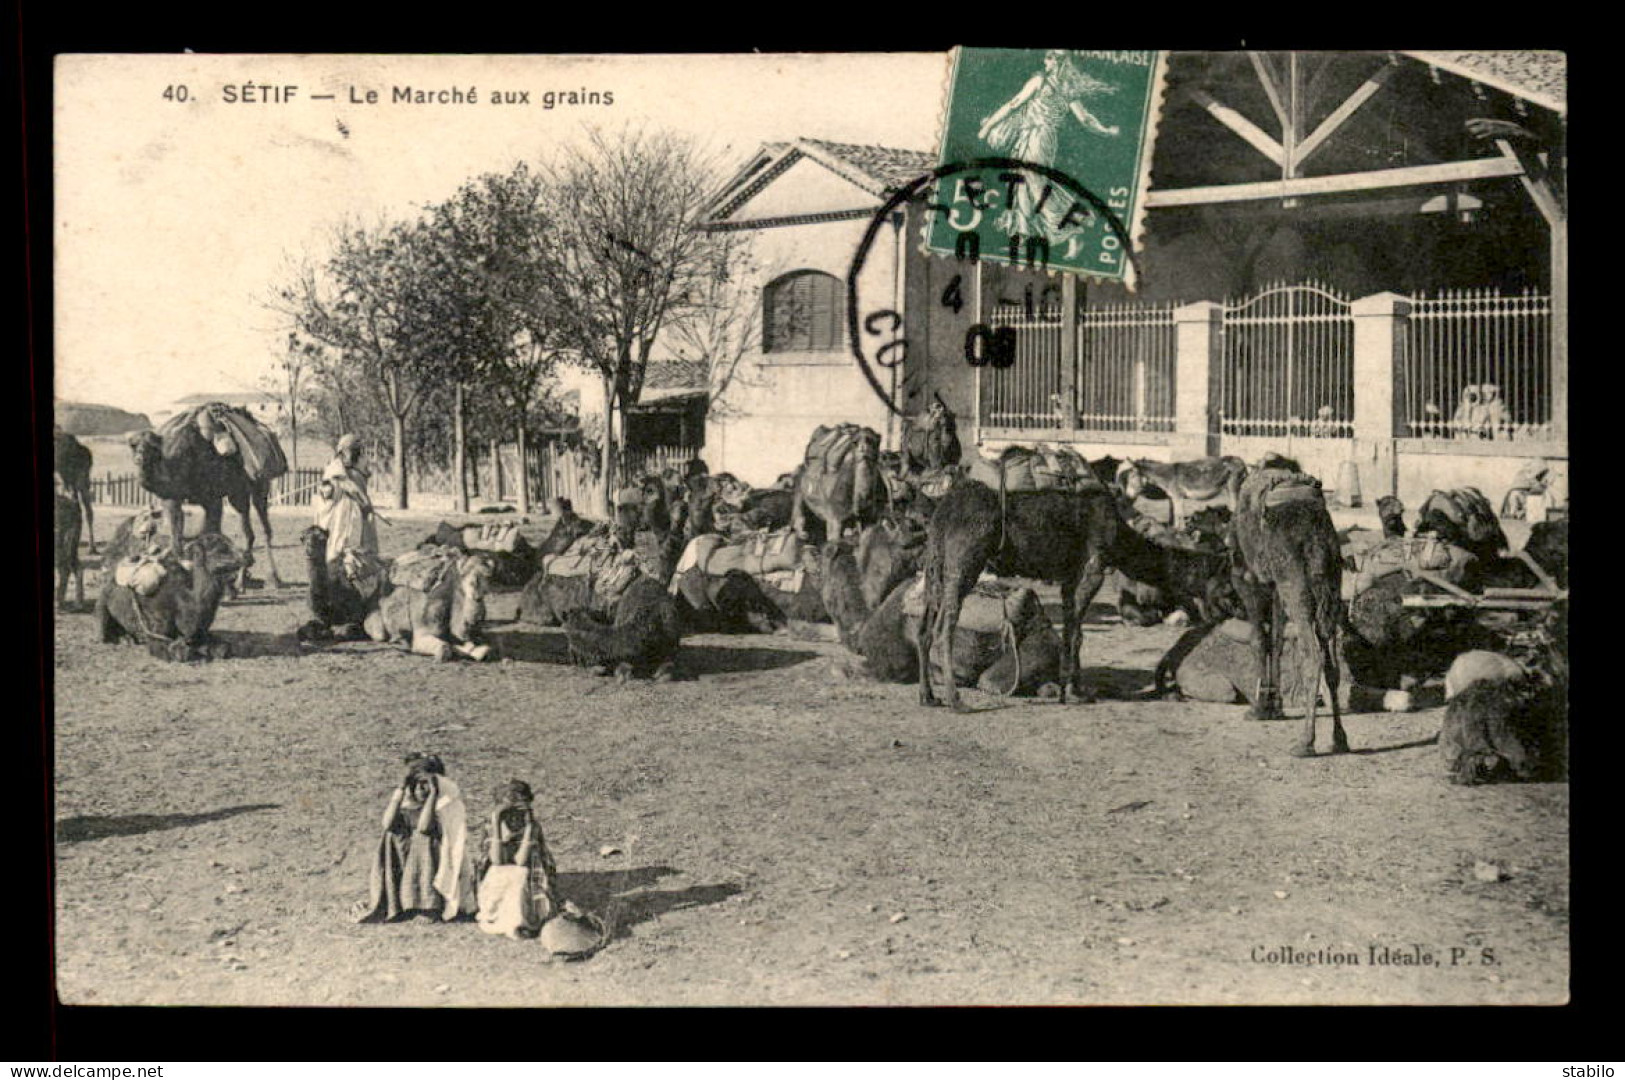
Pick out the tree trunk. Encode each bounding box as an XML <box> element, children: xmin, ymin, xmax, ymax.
<box><xmin>392</xmin><ymin>412</ymin><xmax>408</xmax><ymax>511</ymax></box>
<box><xmin>597</xmin><ymin>372</ymin><xmax>617</xmax><ymax>520</ymax></box>
<box><xmin>491</xmin><ymin>438</ymin><xmax>502</xmax><ymax>500</ymax></box>
<box><xmin>516</xmin><ymin>419</ymin><xmax>530</xmax><ymax>514</ymax></box>
<box><xmin>453</xmin><ymin>381</ymin><xmax>468</xmax><ymax>514</ymax></box>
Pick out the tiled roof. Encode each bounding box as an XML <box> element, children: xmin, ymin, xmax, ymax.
<box><xmin>794</xmin><ymin>139</ymin><xmax>937</xmax><ymax>193</ymax></box>
<box><xmin>172</xmin><ymin>391</ymin><xmax>280</xmax><ymax>406</ymax></box>
<box><xmin>642</xmin><ymin>358</ymin><xmax>709</xmax><ymax>390</ymax></box>
<box><xmin>1405</xmin><ymin>50</ymin><xmax>1566</xmax><ymax>113</ymax></box>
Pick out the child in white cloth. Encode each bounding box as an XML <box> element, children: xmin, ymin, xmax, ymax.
<box><xmin>476</xmin><ymin>780</ymin><xmax>559</xmax><ymax>939</ymax></box>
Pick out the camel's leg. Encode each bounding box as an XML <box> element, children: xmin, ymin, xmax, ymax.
<box><xmin>165</xmin><ymin>499</ymin><xmax>186</xmax><ymax>555</ymax></box>
<box><xmin>1236</xmin><ymin>576</ymin><xmax>1282</xmax><ymax>721</ymax></box>
<box><xmin>77</xmin><ymin>485</ymin><xmax>97</xmax><ymax>553</ymax></box>
<box><xmin>1064</xmin><ymin>554</ymin><xmax>1111</xmax><ymax>703</ymax></box>
<box><xmin>1276</xmin><ymin>578</ymin><xmax>1325</xmax><ymax>757</ymax></box>
<box><xmin>916</xmin><ymin>565</ymin><xmax>940</xmax><ymax>707</ymax></box>
<box><xmin>253</xmin><ymin>485</ymin><xmax>283</xmax><ymax>588</ymax></box>
<box><xmin>1283</xmin><ymin>574</ymin><xmax>1350</xmax><ymax>755</ymax></box>
<box><xmin>201</xmin><ymin>498</ymin><xmax>225</xmax><ymax>537</ymax></box>
<box><xmin>939</xmin><ymin>588</ymin><xmax>967</xmax><ymax>712</ymax></box>
<box><xmin>74</xmin><ymin>564</ymin><xmax>84</xmax><ymax>609</ymax></box>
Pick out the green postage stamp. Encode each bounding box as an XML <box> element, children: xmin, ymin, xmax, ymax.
<box><xmin>929</xmin><ymin>48</ymin><xmax>1168</xmax><ymax>285</ymax></box>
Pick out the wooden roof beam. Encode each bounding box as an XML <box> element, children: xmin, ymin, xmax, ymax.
<box><xmin>1248</xmin><ymin>51</ymin><xmax>1290</xmax><ymax>131</ymax></box>
<box><xmin>1145</xmin><ymin>156</ymin><xmax>1524</xmax><ymax>208</ymax></box>
<box><xmin>1294</xmin><ymin>61</ymin><xmax>1401</xmax><ymax>169</ymax></box>
<box><xmin>1188</xmin><ymin>87</ymin><xmax>1285</xmax><ymax>167</ymax></box>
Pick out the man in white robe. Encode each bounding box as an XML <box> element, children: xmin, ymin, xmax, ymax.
<box><xmin>314</xmin><ymin>433</ymin><xmax>379</xmax><ymax>563</ymax></box>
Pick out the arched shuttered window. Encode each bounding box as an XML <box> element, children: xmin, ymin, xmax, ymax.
<box><xmin>763</xmin><ymin>270</ymin><xmax>843</xmax><ymax>353</ymax></box>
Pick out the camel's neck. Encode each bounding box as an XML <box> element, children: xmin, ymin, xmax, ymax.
<box><xmin>1109</xmin><ymin>519</ymin><xmax>1174</xmax><ymax>590</ymax></box>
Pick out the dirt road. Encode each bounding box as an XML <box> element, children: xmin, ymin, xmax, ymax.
<box><xmin>52</xmin><ymin>508</ymin><xmax>1567</xmax><ymax>1006</ymax></box>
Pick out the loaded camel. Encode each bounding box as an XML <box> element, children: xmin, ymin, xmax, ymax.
<box><xmin>300</xmin><ymin>525</ymin><xmax>492</xmax><ymax>661</ymax></box>
<box><xmin>128</xmin><ymin>424</ymin><xmax>284</xmax><ymax>590</ymax></box>
<box><xmin>791</xmin><ymin>424</ymin><xmax>886</xmax><ymax>547</ymax></box>
<box><xmin>1227</xmin><ymin>464</ymin><xmax>1348</xmax><ymax>757</ymax></box>
<box><xmin>96</xmin><ymin>533</ymin><xmax>243</xmax><ymax>660</ymax></box>
<box><xmin>54</xmin><ymin>428</ymin><xmax>97</xmax><ymax>553</ymax></box>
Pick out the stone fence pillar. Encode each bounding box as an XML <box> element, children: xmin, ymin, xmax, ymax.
<box><xmin>1350</xmin><ymin>291</ymin><xmax>1408</xmax><ymax>501</ymax></box>
<box><xmin>1171</xmin><ymin>301</ymin><xmax>1223</xmax><ymax>460</ymax></box>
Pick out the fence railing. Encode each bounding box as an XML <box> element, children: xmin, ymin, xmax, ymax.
<box><xmin>982</xmin><ymin>305</ymin><xmax>1066</xmax><ymax>430</ymax></box>
<box><xmin>88</xmin><ymin>467</ymin><xmax>324</xmax><ymax>508</ymax></box>
<box><xmin>1078</xmin><ymin>300</ymin><xmax>1177</xmax><ymax>433</ymax></box>
<box><xmin>1219</xmin><ymin>281</ymin><xmax>1354</xmax><ymax>439</ymax></box>
<box><xmin>981</xmin><ymin>300</ymin><xmax>1177</xmax><ymax>433</ymax></box>
<box><xmin>1399</xmin><ymin>287</ymin><xmax>1553</xmax><ymax>442</ymax></box>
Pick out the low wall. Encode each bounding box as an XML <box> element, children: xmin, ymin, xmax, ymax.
<box><xmin>1394</xmin><ymin>443</ymin><xmax>1568</xmax><ymax>510</ymax></box>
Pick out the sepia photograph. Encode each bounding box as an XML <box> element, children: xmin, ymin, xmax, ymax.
<box><xmin>48</xmin><ymin>49</ymin><xmax>1568</xmax><ymax>1008</ymax></box>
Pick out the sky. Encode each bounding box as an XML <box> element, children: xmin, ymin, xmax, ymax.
<box><xmin>54</xmin><ymin>52</ymin><xmax>950</xmax><ymax>419</ymax></box>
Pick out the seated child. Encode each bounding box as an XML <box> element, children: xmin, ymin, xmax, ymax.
<box><xmin>476</xmin><ymin>780</ymin><xmax>559</xmax><ymax>939</ymax></box>
<box><xmin>354</xmin><ymin>753</ymin><xmax>475</xmax><ymax>923</ymax></box>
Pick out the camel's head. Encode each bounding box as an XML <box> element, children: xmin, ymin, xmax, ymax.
<box><xmin>128</xmin><ymin>430</ymin><xmax>162</xmax><ymax>470</ymax></box>
<box><xmin>1117</xmin><ymin>461</ymin><xmax>1146</xmax><ymax>500</ymax></box>
<box><xmin>449</xmin><ymin>552</ymin><xmax>493</xmax><ymax>642</ymax></box>
<box><xmin>714</xmin><ymin>474</ymin><xmax>750</xmax><ymax>507</ymax></box>
<box><xmin>300</xmin><ymin>525</ymin><xmax>330</xmax><ymax>560</ymax></box>
<box><xmin>180</xmin><ymin>533</ymin><xmax>244</xmax><ymax>584</ymax></box>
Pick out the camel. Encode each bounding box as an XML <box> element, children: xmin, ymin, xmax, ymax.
<box><xmin>791</xmin><ymin>424</ymin><xmax>885</xmax><ymax>547</ymax></box>
<box><xmin>96</xmin><ymin>533</ymin><xmax>243</xmax><ymax>660</ymax></box>
<box><xmin>915</xmin><ymin>481</ymin><xmax>1122</xmax><ymax>709</ymax></box>
<box><xmin>1438</xmin><ymin>602</ymin><xmax>1567</xmax><ymax>784</ymax></box>
<box><xmin>299</xmin><ymin>525</ymin><xmax>492</xmax><ymax>660</ymax></box>
<box><xmin>54</xmin><ymin>429</ymin><xmax>97</xmax><ymax>553</ymax></box>
<box><xmin>128</xmin><ymin>425</ymin><xmax>284</xmax><ymax>589</ymax></box>
<box><xmin>538</xmin><ymin>497</ymin><xmax>597</xmax><ymax>557</ymax></box>
<box><xmin>1228</xmin><ymin>467</ymin><xmax>1348</xmax><ymax>757</ymax></box>
<box><xmin>55</xmin><ymin>486</ymin><xmax>85</xmax><ymax>610</ymax></box>
<box><xmin>562</xmin><ymin>576</ymin><xmax>682</xmax><ymax>681</ymax></box>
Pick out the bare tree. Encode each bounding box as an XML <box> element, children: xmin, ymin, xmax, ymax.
<box><xmin>667</xmin><ymin>238</ymin><xmax>768</xmax><ymax>423</ymax></box>
<box><xmin>537</xmin><ymin>128</ymin><xmax>742</xmax><ymax>516</ymax></box>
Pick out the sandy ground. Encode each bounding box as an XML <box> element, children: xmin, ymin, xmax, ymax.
<box><xmin>50</xmin><ymin>506</ymin><xmax>1567</xmax><ymax>1007</ymax></box>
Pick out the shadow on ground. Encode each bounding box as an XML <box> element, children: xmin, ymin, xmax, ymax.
<box><xmin>556</xmin><ymin>865</ymin><xmax>745</xmax><ymax>941</ymax></box>
<box><xmin>57</xmin><ymin>803</ymin><xmax>282</xmax><ymax>843</ymax></box>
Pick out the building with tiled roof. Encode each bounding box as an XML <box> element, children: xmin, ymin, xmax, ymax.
<box><xmin>698</xmin><ymin>138</ymin><xmax>934</xmax><ymax>483</ymax></box>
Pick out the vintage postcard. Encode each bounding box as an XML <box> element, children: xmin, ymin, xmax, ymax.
<box><xmin>51</xmin><ymin>50</ymin><xmax>1567</xmax><ymax>1008</ymax></box>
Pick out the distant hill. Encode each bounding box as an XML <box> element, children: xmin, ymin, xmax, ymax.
<box><xmin>55</xmin><ymin>401</ymin><xmax>152</xmax><ymax>437</ymax></box>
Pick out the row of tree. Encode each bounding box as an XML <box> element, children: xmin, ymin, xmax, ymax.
<box><xmin>267</xmin><ymin>127</ymin><xmax>762</xmax><ymax>515</ymax></box>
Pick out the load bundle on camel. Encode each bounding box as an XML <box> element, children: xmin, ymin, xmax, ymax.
<box><xmin>671</xmin><ymin>527</ymin><xmax>820</xmax><ymax>625</ymax></box>
<box><xmin>129</xmin><ymin>403</ymin><xmax>287</xmax><ymax>590</ymax></box>
<box><xmin>420</xmin><ymin>520</ymin><xmax>539</xmax><ymax>590</ymax></box>
<box><xmin>562</xmin><ymin>576</ymin><xmax>683</xmax><ymax>682</ymax></box>
<box><xmin>671</xmin><ymin>567</ymin><xmax>787</xmax><ymax>635</ymax></box>
<box><xmin>1117</xmin><ymin>455</ymin><xmax>1248</xmax><ymax>528</ymax></box>
<box><xmin>1414</xmin><ymin>487</ymin><xmax>1507</xmax><ymax>563</ymax></box>
<box><xmin>515</xmin><ymin>537</ymin><xmax>644</xmax><ymax>628</ymax></box>
<box><xmin>1438</xmin><ymin>602</ymin><xmax>1567</xmax><ymax>785</ymax></box>
<box><xmin>96</xmin><ymin>533</ymin><xmax>243</xmax><ymax>660</ymax></box>
<box><xmin>961</xmin><ymin>444</ymin><xmax>1098</xmax><ymax>493</ymax></box>
<box><xmin>791</xmin><ymin>424</ymin><xmax>885</xmax><ymax>546</ymax></box>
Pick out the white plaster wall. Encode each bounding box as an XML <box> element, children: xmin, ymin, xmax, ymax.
<box><xmin>705</xmin><ymin>211</ymin><xmax>904</xmax><ymax>486</ymax></box>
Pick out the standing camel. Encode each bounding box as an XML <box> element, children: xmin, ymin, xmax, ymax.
<box><xmin>1228</xmin><ymin>467</ymin><xmax>1347</xmax><ymax>757</ymax></box>
<box><xmin>54</xmin><ymin>428</ymin><xmax>97</xmax><ymax>553</ymax></box>
<box><xmin>128</xmin><ymin>425</ymin><xmax>284</xmax><ymax>589</ymax></box>
<box><xmin>916</xmin><ymin>481</ymin><xmax>1121</xmax><ymax>709</ymax></box>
